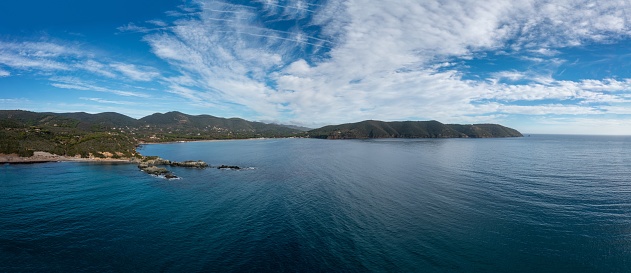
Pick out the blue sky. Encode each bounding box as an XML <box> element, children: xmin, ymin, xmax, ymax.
<box><xmin>1</xmin><ymin>0</ymin><xmax>631</xmax><ymax>134</ymax></box>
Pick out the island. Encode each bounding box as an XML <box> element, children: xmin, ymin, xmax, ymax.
<box><xmin>307</xmin><ymin>120</ymin><xmax>523</xmax><ymax>139</ymax></box>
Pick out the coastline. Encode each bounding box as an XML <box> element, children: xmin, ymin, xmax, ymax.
<box><xmin>138</xmin><ymin>137</ymin><xmax>286</xmax><ymax>145</ymax></box>
<box><xmin>0</xmin><ymin>152</ymin><xmax>134</xmax><ymax>164</ymax></box>
<box><xmin>2</xmin><ymin>137</ymin><xmax>300</xmax><ymax>164</ymax></box>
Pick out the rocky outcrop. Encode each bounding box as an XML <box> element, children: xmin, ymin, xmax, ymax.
<box><xmin>138</xmin><ymin>164</ymin><xmax>178</xmax><ymax>179</ymax></box>
<box><xmin>137</xmin><ymin>156</ymin><xmax>174</xmax><ymax>178</ymax></box>
<box><xmin>137</xmin><ymin>156</ymin><xmax>211</xmax><ymax>179</ymax></box>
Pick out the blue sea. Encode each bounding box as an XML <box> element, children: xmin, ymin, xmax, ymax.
<box><xmin>1</xmin><ymin>135</ymin><xmax>630</xmax><ymax>272</ymax></box>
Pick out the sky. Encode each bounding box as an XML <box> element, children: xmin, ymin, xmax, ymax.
<box><xmin>1</xmin><ymin>1</ymin><xmax>631</xmax><ymax>134</ymax></box>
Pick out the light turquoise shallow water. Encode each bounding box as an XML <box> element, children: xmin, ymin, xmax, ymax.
<box><xmin>1</xmin><ymin>135</ymin><xmax>630</xmax><ymax>272</ymax></box>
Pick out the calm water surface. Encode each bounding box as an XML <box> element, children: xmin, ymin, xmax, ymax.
<box><xmin>1</xmin><ymin>135</ymin><xmax>630</xmax><ymax>272</ymax></box>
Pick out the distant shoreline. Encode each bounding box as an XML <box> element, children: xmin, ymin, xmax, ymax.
<box><xmin>1</xmin><ymin>138</ymin><xmax>280</xmax><ymax>164</ymax></box>
<box><xmin>138</xmin><ymin>137</ymin><xmax>285</xmax><ymax>145</ymax></box>
<box><xmin>0</xmin><ymin>152</ymin><xmax>134</xmax><ymax>164</ymax></box>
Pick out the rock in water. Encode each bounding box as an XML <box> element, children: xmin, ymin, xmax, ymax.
<box><xmin>164</xmin><ymin>173</ymin><xmax>179</xmax><ymax>179</ymax></box>
<box><xmin>217</xmin><ymin>165</ymin><xmax>241</xmax><ymax>170</ymax></box>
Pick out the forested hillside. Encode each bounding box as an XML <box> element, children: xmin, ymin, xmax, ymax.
<box><xmin>0</xmin><ymin>110</ymin><xmax>304</xmax><ymax>157</ymax></box>
<box><xmin>307</xmin><ymin>120</ymin><xmax>523</xmax><ymax>139</ymax></box>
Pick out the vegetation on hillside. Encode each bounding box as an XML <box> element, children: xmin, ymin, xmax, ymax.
<box><xmin>307</xmin><ymin>120</ymin><xmax>523</xmax><ymax>139</ymax></box>
<box><xmin>0</xmin><ymin>110</ymin><xmax>304</xmax><ymax>157</ymax></box>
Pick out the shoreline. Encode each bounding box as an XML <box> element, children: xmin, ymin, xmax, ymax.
<box><xmin>138</xmin><ymin>137</ymin><xmax>295</xmax><ymax>145</ymax></box>
<box><xmin>2</xmin><ymin>138</ymin><xmax>303</xmax><ymax>164</ymax></box>
<box><xmin>0</xmin><ymin>152</ymin><xmax>134</xmax><ymax>164</ymax></box>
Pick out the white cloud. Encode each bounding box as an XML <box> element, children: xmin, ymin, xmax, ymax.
<box><xmin>147</xmin><ymin>20</ymin><xmax>168</xmax><ymax>27</ymax></box>
<box><xmin>79</xmin><ymin>97</ymin><xmax>136</xmax><ymax>105</ymax></box>
<box><xmin>0</xmin><ymin>39</ymin><xmax>165</xmax><ymax>86</ymax></box>
<box><xmin>0</xmin><ymin>69</ymin><xmax>9</xmax><ymax>77</ymax></box>
<box><xmin>134</xmin><ymin>0</ymin><xmax>631</xmax><ymax>129</ymax></box>
<box><xmin>0</xmin><ymin>50</ymin><xmax>70</xmax><ymax>71</ymax></box>
<box><xmin>284</xmin><ymin>59</ymin><xmax>311</xmax><ymax>75</ymax></box>
<box><xmin>529</xmin><ymin>48</ymin><xmax>561</xmax><ymax>56</ymax></box>
<box><xmin>74</xmin><ymin>60</ymin><xmax>117</xmax><ymax>78</ymax></box>
<box><xmin>521</xmin><ymin>117</ymin><xmax>631</xmax><ymax>135</ymax></box>
<box><xmin>485</xmin><ymin>78</ymin><xmax>631</xmax><ymax>103</ymax></box>
<box><xmin>110</xmin><ymin>63</ymin><xmax>160</xmax><ymax>81</ymax></box>
<box><xmin>166</xmin><ymin>84</ymin><xmax>206</xmax><ymax>102</ymax></box>
<box><xmin>491</xmin><ymin>71</ymin><xmax>527</xmax><ymax>82</ymax></box>
<box><xmin>0</xmin><ymin>98</ymin><xmax>29</xmax><ymax>103</ymax></box>
<box><xmin>497</xmin><ymin>104</ymin><xmax>603</xmax><ymax>115</ymax></box>
<box><xmin>0</xmin><ymin>41</ymin><xmax>86</xmax><ymax>58</ymax></box>
<box><xmin>0</xmin><ymin>40</ymin><xmax>90</xmax><ymax>72</ymax></box>
<box><xmin>117</xmin><ymin>23</ymin><xmax>151</xmax><ymax>33</ymax></box>
<box><xmin>50</xmin><ymin>77</ymin><xmax>150</xmax><ymax>97</ymax></box>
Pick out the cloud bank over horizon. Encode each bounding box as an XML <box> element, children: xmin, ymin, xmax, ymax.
<box><xmin>2</xmin><ymin>0</ymin><xmax>631</xmax><ymax>134</ymax></box>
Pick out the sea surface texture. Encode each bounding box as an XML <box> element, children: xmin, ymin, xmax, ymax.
<box><xmin>1</xmin><ymin>135</ymin><xmax>630</xmax><ymax>272</ymax></box>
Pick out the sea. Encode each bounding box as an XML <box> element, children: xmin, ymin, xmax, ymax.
<box><xmin>1</xmin><ymin>135</ymin><xmax>630</xmax><ymax>272</ymax></box>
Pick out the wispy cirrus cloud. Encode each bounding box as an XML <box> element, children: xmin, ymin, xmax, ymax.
<box><xmin>74</xmin><ymin>60</ymin><xmax>117</xmax><ymax>78</ymax></box>
<box><xmin>117</xmin><ymin>22</ymin><xmax>169</xmax><ymax>33</ymax></box>
<box><xmin>50</xmin><ymin>77</ymin><xmax>150</xmax><ymax>97</ymax></box>
<box><xmin>0</xmin><ymin>39</ymin><xmax>164</xmax><ymax>89</ymax></box>
<box><xmin>79</xmin><ymin>97</ymin><xmax>137</xmax><ymax>105</ymax></box>
<box><xmin>0</xmin><ymin>41</ymin><xmax>87</xmax><ymax>58</ymax></box>
<box><xmin>147</xmin><ymin>19</ymin><xmax>168</xmax><ymax>27</ymax></box>
<box><xmin>0</xmin><ymin>51</ymin><xmax>70</xmax><ymax>71</ymax></box>
<box><xmin>0</xmin><ymin>98</ymin><xmax>29</xmax><ymax>103</ymax></box>
<box><xmin>117</xmin><ymin>23</ymin><xmax>148</xmax><ymax>33</ymax></box>
<box><xmin>0</xmin><ymin>40</ymin><xmax>88</xmax><ymax>71</ymax></box>
<box><xmin>110</xmin><ymin>63</ymin><xmax>161</xmax><ymax>81</ymax></box>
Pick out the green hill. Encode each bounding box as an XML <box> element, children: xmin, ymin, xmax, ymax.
<box><xmin>138</xmin><ymin>111</ymin><xmax>301</xmax><ymax>139</ymax></box>
<box><xmin>308</xmin><ymin>120</ymin><xmax>522</xmax><ymax>139</ymax></box>
<box><xmin>0</xmin><ymin>110</ymin><xmax>304</xmax><ymax>157</ymax></box>
<box><xmin>57</xmin><ymin>112</ymin><xmax>141</xmax><ymax>129</ymax></box>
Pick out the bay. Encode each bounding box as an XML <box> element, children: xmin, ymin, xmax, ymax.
<box><xmin>1</xmin><ymin>135</ymin><xmax>630</xmax><ymax>272</ymax></box>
